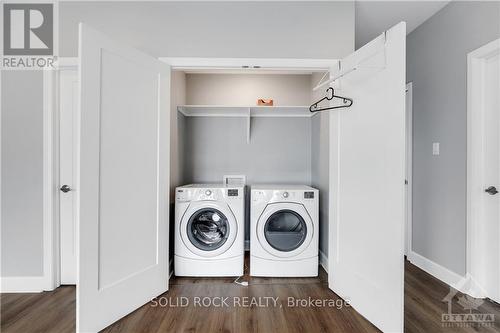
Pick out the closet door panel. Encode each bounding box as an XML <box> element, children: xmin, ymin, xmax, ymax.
<box><xmin>328</xmin><ymin>22</ymin><xmax>406</xmax><ymax>333</ymax></box>
<box><xmin>78</xmin><ymin>23</ymin><xmax>170</xmax><ymax>333</ymax></box>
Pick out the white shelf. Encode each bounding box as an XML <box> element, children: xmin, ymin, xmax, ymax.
<box><xmin>177</xmin><ymin>105</ymin><xmax>312</xmax><ymax>118</ymax></box>
<box><xmin>177</xmin><ymin>105</ymin><xmax>313</xmax><ymax>144</ymax></box>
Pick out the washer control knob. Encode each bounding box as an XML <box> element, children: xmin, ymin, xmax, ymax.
<box><xmin>205</xmin><ymin>190</ymin><xmax>212</xmax><ymax>196</ymax></box>
<box><xmin>283</xmin><ymin>191</ymin><xmax>289</xmax><ymax>198</ymax></box>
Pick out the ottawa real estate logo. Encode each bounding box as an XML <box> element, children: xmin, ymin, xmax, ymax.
<box><xmin>2</xmin><ymin>2</ymin><xmax>56</xmax><ymax>69</ymax></box>
<box><xmin>442</xmin><ymin>276</ymin><xmax>495</xmax><ymax>328</ymax></box>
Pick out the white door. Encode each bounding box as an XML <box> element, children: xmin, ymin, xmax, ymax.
<box><xmin>78</xmin><ymin>24</ymin><xmax>170</xmax><ymax>332</ymax></box>
<box><xmin>481</xmin><ymin>45</ymin><xmax>499</xmax><ymax>303</ymax></box>
<box><xmin>467</xmin><ymin>39</ymin><xmax>500</xmax><ymax>304</ymax></box>
<box><xmin>328</xmin><ymin>22</ymin><xmax>406</xmax><ymax>332</ymax></box>
<box><xmin>59</xmin><ymin>68</ymin><xmax>78</xmax><ymax>285</ymax></box>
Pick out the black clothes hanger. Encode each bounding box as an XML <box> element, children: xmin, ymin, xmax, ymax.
<box><xmin>309</xmin><ymin>87</ymin><xmax>353</xmax><ymax>113</ymax></box>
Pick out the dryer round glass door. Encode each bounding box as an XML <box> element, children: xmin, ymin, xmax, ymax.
<box><xmin>264</xmin><ymin>209</ymin><xmax>307</xmax><ymax>252</ymax></box>
<box><xmin>187</xmin><ymin>208</ymin><xmax>229</xmax><ymax>251</ymax></box>
<box><xmin>256</xmin><ymin>202</ymin><xmax>314</xmax><ymax>258</ymax></box>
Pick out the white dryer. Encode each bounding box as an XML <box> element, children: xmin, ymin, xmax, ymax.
<box><xmin>250</xmin><ymin>185</ymin><xmax>319</xmax><ymax>277</ymax></box>
<box><xmin>175</xmin><ymin>184</ymin><xmax>244</xmax><ymax>276</ymax></box>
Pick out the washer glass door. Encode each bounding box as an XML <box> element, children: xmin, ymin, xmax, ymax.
<box><xmin>264</xmin><ymin>209</ymin><xmax>307</xmax><ymax>252</ymax></box>
<box><xmin>187</xmin><ymin>208</ymin><xmax>229</xmax><ymax>251</ymax></box>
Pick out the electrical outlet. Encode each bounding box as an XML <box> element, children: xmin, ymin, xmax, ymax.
<box><xmin>432</xmin><ymin>142</ymin><xmax>440</xmax><ymax>156</ymax></box>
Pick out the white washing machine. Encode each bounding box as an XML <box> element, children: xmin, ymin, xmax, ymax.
<box><xmin>250</xmin><ymin>185</ymin><xmax>319</xmax><ymax>277</ymax></box>
<box><xmin>175</xmin><ymin>184</ymin><xmax>244</xmax><ymax>276</ymax></box>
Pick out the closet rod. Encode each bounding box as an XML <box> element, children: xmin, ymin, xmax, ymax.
<box><xmin>312</xmin><ymin>67</ymin><xmax>357</xmax><ymax>92</ymax></box>
<box><xmin>312</xmin><ymin>31</ymin><xmax>387</xmax><ymax>91</ymax></box>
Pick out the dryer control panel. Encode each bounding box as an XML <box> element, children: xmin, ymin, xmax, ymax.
<box><xmin>304</xmin><ymin>191</ymin><xmax>315</xmax><ymax>199</ymax></box>
<box><xmin>252</xmin><ymin>190</ymin><xmax>299</xmax><ymax>202</ymax></box>
<box><xmin>252</xmin><ymin>188</ymin><xmax>317</xmax><ymax>203</ymax></box>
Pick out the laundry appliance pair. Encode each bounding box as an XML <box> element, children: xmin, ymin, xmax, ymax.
<box><xmin>174</xmin><ymin>184</ymin><xmax>319</xmax><ymax>277</ymax></box>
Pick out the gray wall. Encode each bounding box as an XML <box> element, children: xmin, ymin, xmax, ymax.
<box><xmin>407</xmin><ymin>1</ymin><xmax>500</xmax><ymax>275</ymax></box>
<box><xmin>59</xmin><ymin>1</ymin><xmax>354</xmax><ymax>59</ymax></box>
<box><xmin>1</xmin><ymin>71</ymin><xmax>44</xmax><ymax>277</ymax></box>
<box><xmin>183</xmin><ymin>117</ymin><xmax>312</xmax><ymax>185</ymax></box>
<box><xmin>186</xmin><ymin>74</ymin><xmax>312</xmax><ymax>106</ymax></box>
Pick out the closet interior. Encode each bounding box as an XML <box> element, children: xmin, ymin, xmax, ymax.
<box><xmin>170</xmin><ymin>69</ymin><xmax>331</xmax><ymax>250</ymax></box>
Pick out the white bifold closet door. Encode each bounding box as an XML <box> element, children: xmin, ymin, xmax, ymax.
<box><xmin>328</xmin><ymin>22</ymin><xmax>406</xmax><ymax>332</ymax></box>
<box><xmin>78</xmin><ymin>23</ymin><xmax>170</xmax><ymax>332</ymax></box>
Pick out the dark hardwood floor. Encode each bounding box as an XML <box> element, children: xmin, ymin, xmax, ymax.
<box><xmin>2</xmin><ymin>257</ymin><xmax>499</xmax><ymax>333</ymax></box>
<box><xmin>1</xmin><ymin>284</ymin><xmax>75</xmax><ymax>333</ymax></box>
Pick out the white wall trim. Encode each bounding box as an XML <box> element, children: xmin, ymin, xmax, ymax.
<box><xmin>407</xmin><ymin>251</ymin><xmax>467</xmax><ymax>293</ymax></box>
<box><xmin>36</xmin><ymin>58</ymin><xmax>82</xmax><ymax>293</ymax></box>
<box><xmin>57</xmin><ymin>57</ymin><xmax>79</xmax><ymax>69</ymax></box>
<box><xmin>56</xmin><ymin>57</ymin><xmax>336</xmax><ymax>71</ymax></box>
<box><xmin>0</xmin><ymin>276</ymin><xmax>49</xmax><ymax>293</ymax></box>
<box><xmin>0</xmin><ymin>70</ymin><xmax>2</xmax><ymax>287</ymax></box>
<box><xmin>159</xmin><ymin>57</ymin><xmax>337</xmax><ymax>71</ymax></box>
<box><xmin>42</xmin><ymin>68</ymin><xmax>59</xmax><ymax>292</ymax></box>
<box><xmin>466</xmin><ymin>38</ymin><xmax>500</xmax><ymax>299</ymax></box>
<box><xmin>319</xmin><ymin>250</ymin><xmax>328</xmax><ymax>273</ymax></box>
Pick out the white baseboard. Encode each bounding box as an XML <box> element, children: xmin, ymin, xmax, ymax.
<box><xmin>407</xmin><ymin>250</ymin><xmax>467</xmax><ymax>293</ymax></box>
<box><xmin>319</xmin><ymin>250</ymin><xmax>328</xmax><ymax>273</ymax></box>
<box><xmin>0</xmin><ymin>276</ymin><xmax>48</xmax><ymax>293</ymax></box>
<box><xmin>244</xmin><ymin>240</ymin><xmax>250</xmax><ymax>251</ymax></box>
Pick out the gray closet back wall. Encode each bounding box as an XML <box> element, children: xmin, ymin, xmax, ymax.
<box><xmin>182</xmin><ymin>116</ymin><xmax>312</xmax><ymax>185</ymax></box>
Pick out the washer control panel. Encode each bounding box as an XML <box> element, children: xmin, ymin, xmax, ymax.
<box><xmin>176</xmin><ymin>188</ymin><xmax>189</xmax><ymax>202</ymax></box>
<box><xmin>176</xmin><ymin>187</ymin><xmax>244</xmax><ymax>202</ymax></box>
<box><xmin>200</xmin><ymin>189</ymin><xmax>217</xmax><ymax>200</ymax></box>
